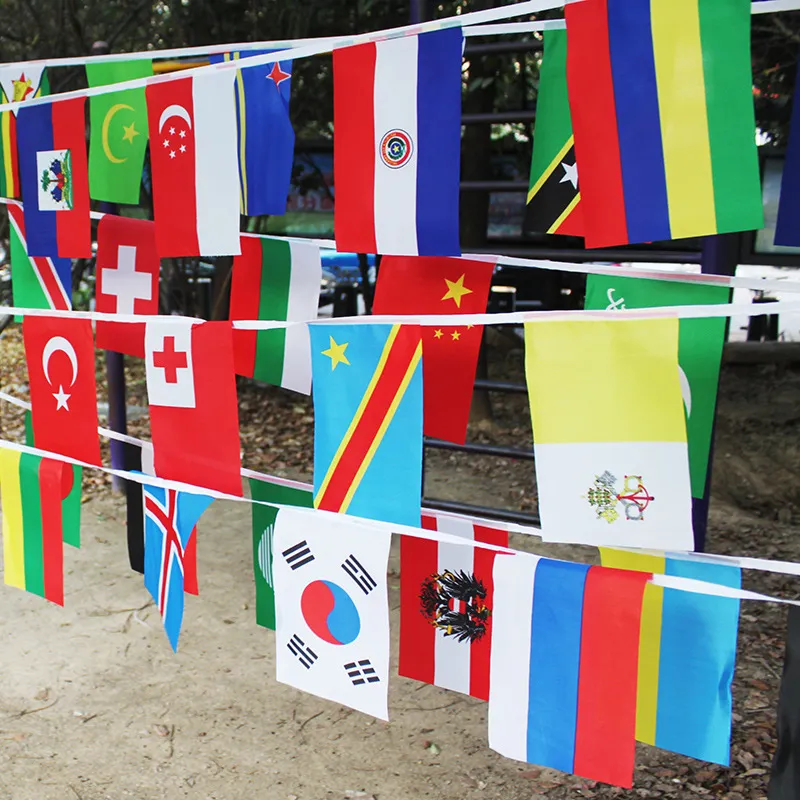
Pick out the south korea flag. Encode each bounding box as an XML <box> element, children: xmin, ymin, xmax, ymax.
<box><xmin>273</xmin><ymin>507</ymin><xmax>392</xmax><ymax>720</ymax></box>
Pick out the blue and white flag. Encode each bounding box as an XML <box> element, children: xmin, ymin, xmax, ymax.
<box><xmin>143</xmin><ymin>485</ymin><xmax>213</xmax><ymax>650</ymax></box>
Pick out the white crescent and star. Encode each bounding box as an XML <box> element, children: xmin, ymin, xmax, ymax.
<box><xmin>42</xmin><ymin>336</ymin><xmax>78</xmax><ymax>411</ymax></box>
<box><xmin>158</xmin><ymin>104</ymin><xmax>192</xmax><ymax>133</ymax></box>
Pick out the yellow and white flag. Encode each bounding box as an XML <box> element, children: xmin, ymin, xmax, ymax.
<box><xmin>524</xmin><ymin>318</ymin><xmax>693</xmax><ymax>549</ymax></box>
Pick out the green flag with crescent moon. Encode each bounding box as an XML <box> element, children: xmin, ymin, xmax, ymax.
<box><xmin>87</xmin><ymin>60</ymin><xmax>153</xmax><ymax>205</ymax></box>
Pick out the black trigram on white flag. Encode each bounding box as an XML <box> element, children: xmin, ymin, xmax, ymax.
<box><xmin>344</xmin><ymin>659</ymin><xmax>380</xmax><ymax>686</ymax></box>
<box><xmin>342</xmin><ymin>554</ymin><xmax>377</xmax><ymax>595</ymax></box>
<box><xmin>283</xmin><ymin>540</ymin><xmax>314</xmax><ymax>570</ymax></box>
<box><xmin>287</xmin><ymin>634</ymin><xmax>318</xmax><ymax>669</ymax></box>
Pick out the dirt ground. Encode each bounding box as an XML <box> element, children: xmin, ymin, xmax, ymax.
<box><xmin>1</xmin><ymin>327</ymin><xmax>799</xmax><ymax>800</ymax></box>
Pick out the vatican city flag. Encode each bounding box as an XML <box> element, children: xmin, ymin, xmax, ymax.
<box><xmin>87</xmin><ymin>59</ymin><xmax>153</xmax><ymax>205</ymax></box>
<box><xmin>524</xmin><ymin>318</ymin><xmax>693</xmax><ymax>550</ymax></box>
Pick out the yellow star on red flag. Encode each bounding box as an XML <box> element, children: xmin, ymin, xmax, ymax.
<box><xmin>441</xmin><ymin>274</ymin><xmax>473</xmax><ymax>308</ymax></box>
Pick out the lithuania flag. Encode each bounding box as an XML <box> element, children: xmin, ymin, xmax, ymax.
<box><xmin>584</xmin><ymin>274</ymin><xmax>728</xmax><ymax>499</ymax></box>
<box><xmin>0</xmin><ymin>447</ymin><xmax>82</xmax><ymax>605</ymax></box>
<box><xmin>87</xmin><ymin>59</ymin><xmax>153</xmax><ymax>205</ymax></box>
<box><xmin>524</xmin><ymin>29</ymin><xmax>582</xmax><ymax>237</ymax></box>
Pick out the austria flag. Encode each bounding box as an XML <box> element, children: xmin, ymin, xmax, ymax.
<box><xmin>146</xmin><ymin>71</ymin><xmax>241</xmax><ymax>258</ymax></box>
<box><xmin>399</xmin><ymin>513</ymin><xmax>508</xmax><ymax>701</ymax></box>
<box><xmin>17</xmin><ymin>98</ymin><xmax>91</xmax><ymax>258</ymax></box>
<box><xmin>145</xmin><ymin>321</ymin><xmax>242</xmax><ymax>497</ymax></box>
<box><xmin>333</xmin><ymin>28</ymin><xmax>463</xmax><ymax>257</ymax></box>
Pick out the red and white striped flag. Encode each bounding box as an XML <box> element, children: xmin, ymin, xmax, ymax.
<box><xmin>399</xmin><ymin>513</ymin><xmax>508</xmax><ymax>701</ymax></box>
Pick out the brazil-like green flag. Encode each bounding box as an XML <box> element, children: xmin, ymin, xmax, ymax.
<box><xmin>87</xmin><ymin>60</ymin><xmax>153</xmax><ymax>205</ymax></box>
<box><xmin>585</xmin><ymin>275</ymin><xmax>728</xmax><ymax>498</ymax></box>
<box><xmin>249</xmin><ymin>478</ymin><xmax>313</xmax><ymax>630</ymax></box>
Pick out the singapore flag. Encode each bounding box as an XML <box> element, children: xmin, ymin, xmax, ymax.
<box><xmin>146</xmin><ymin>70</ymin><xmax>241</xmax><ymax>258</ymax></box>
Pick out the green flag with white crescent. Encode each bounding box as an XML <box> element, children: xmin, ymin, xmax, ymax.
<box><xmin>584</xmin><ymin>274</ymin><xmax>728</xmax><ymax>498</ymax></box>
<box><xmin>87</xmin><ymin>60</ymin><xmax>153</xmax><ymax>205</ymax></box>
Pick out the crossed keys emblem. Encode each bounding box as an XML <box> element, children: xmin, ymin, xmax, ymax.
<box><xmin>585</xmin><ymin>471</ymin><xmax>654</xmax><ymax>524</ymax></box>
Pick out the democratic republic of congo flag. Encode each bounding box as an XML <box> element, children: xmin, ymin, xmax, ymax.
<box><xmin>565</xmin><ymin>0</ymin><xmax>763</xmax><ymax>248</ymax></box>
<box><xmin>310</xmin><ymin>323</ymin><xmax>423</xmax><ymax>526</ymax></box>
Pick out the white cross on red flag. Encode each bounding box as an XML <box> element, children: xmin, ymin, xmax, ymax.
<box><xmin>95</xmin><ymin>215</ymin><xmax>159</xmax><ymax>357</ymax></box>
<box><xmin>144</xmin><ymin>321</ymin><xmax>242</xmax><ymax>496</ymax></box>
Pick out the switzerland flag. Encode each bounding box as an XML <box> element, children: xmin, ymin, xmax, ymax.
<box><xmin>144</xmin><ymin>321</ymin><xmax>242</xmax><ymax>497</ymax></box>
<box><xmin>373</xmin><ymin>256</ymin><xmax>495</xmax><ymax>444</ymax></box>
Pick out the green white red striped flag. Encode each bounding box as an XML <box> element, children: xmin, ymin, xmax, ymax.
<box><xmin>230</xmin><ymin>236</ymin><xmax>321</xmax><ymax>394</ymax></box>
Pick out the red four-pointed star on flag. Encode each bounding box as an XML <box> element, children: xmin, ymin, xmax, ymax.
<box><xmin>267</xmin><ymin>62</ymin><xmax>291</xmax><ymax>88</ymax></box>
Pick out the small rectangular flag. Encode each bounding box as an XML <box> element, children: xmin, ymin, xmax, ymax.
<box><xmin>0</xmin><ymin>64</ymin><xmax>48</xmax><ymax>198</ymax></box>
<box><xmin>489</xmin><ymin>555</ymin><xmax>650</xmax><ymax>788</ymax></box>
<box><xmin>399</xmin><ymin>513</ymin><xmax>508</xmax><ymax>701</ymax></box>
<box><xmin>310</xmin><ymin>323</ymin><xmax>423</xmax><ymax>526</ymax></box>
<box><xmin>373</xmin><ymin>256</ymin><xmax>494</xmax><ymax>444</ymax></box>
<box><xmin>145</xmin><ymin>321</ymin><xmax>242</xmax><ymax>497</ymax></box>
<box><xmin>273</xmin><ymin>507</ymin><xmax>392</xmax><ymax>720</ymax></box>
<box><xmin>8</xmin><ymin>203</ymin><xmax>71</xmax><ymax>311</ymax></box>
<box><xmin>146</xmin><ymin>71</ymin><xmax>241</xmax><ymax>257</ymax></box>
<box><xmin>524</xmin><ymin>318</ymin><xmax>692</xmax><ymax>549</ymax></box>
<box><xmin>585</xmin><ymin>275</ymin><xmax>728</xmax><ymax>498</ymax></box>
<box><xmin>600</xmin><ymin>548</ymin><xmax>740</xmax><ymax>765</ymax></box>
<box><xmin>524</xmin><ymin>29</ymin><xmax>582</xmax><ymax>237</ymax></box>
<box><xmin>24</xmin><ymin>315</ymin><xmax>102</xmax><ymax>466</ymax></box>
<box><xmin>0</xmin><ymin>446</ymin><xmax>78</xmax><ymax>605</ymax></box>
<box><xmin>208</xmin><ymin>51</ymin><xmax>295</xmax><ymax>216</ymax></box>
<box><xmin>565</xmin><ymin>0</ymin><xmax>763</xmax><ymax>247</ymax></box>
<box><xmin>249</xmin><ymin>477</ymin><xmax>313</xmax><ymax>630</ymax></box>
<box><xmin>87</xmin><ymin>59</ymin><xmax>153</xmax><ymax>205</ymax></box>
<box><xmin>230</xmin><ymin>236</ymin><xmax>321</xmax><ymax>394</ymax></box>
<box><xmin>776</xmin><ymin>55</ymin><xmax>800</xmax><ymax>246</ymax></box>
<box><xmin>17</xmin><ymin>97</ymin><xmax>91</xmax><ymax>257</ymax></box>
<box><xmin>143</xmin><ymin>484</ymin><xmax>213</xmax><ymax>651</ymax></box>
<box><xmin>95</xmin><ymin>214</ymin><xmax>160</xmax><ymax>357</ymax></box>
<box><xmin>333</xmin><ymin>27</ymin><xmax>462</xmax><ymax>256</ymax></box>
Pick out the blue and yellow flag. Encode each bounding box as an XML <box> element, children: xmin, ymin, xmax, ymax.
<box><xmin>209</xmin><ymin>51</ymin><xmax>295</xmax><ymax>216</ymax></box>
<box><xmin>310</xmin><ymin>323</ymin><xmax>423</xmax><ymax>526</ymax></box>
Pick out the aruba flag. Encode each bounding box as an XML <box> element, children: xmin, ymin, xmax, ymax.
<box><xmin>600</xmin><ymin>548</ymin><xmax>741</xmax><ymax>765</ymax></box>
<box><xmin>16</xmin><ymin>97</ymin><xmax>91</xmax><ymax>258</ymax></box>
<box><xmin>310</xmin><ymin>323</ymin><xmax>423</xmax><ymax>526</ymax></box>
<box><xmin>489</xmin><ymin>556</ymin><xmax>650</xmax><ymax>788</ymax></box>
<box><xmin>209</xmin><ymin>51</ymin><xmax>295</xmax><ymax>216</ymax></box>
<box><xmin>565</xmin><ymin>0</ymin><xmax>763</xmax><ymax>248</ymax></box>
<box><xmin>333</xmin><ymin>28</ymin><xmax>462</xmax><ymax>256</ymax></box>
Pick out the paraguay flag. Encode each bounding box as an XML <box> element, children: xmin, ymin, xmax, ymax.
<box><xmin>16</xmin><ymin>97</ymin><xmax>91</xmax><ymax>258</ymax></box>
<box><xmin>489</xmin><ymin>556</ymin><xmax>650</xmax><ymax>788</ymax></box>
<box><xmin>333</xmin><ymin>27</ymin><xmax>462</xmax><ymax>257</ymax></box>
<box><xmin>209</xmin><ymin>51</ymin><xmax>295</xmax><ymax>217</ymax></box>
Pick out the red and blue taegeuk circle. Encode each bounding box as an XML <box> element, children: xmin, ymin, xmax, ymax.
<box><xmin>300</xmin><ymin>580</ymin><xmax>361</xmax><ymax>645</ymax></box>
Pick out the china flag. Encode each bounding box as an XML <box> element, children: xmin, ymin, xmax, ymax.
<box><xmin>23</xmin><ymin>316</ymin><xmax>102</xmax><ymax>465</ymax></box>
<box><xmin>144</xmin><ymin>320</ymin><xmax>242</xmax><ymax>497</ymax></box>
<box><xmin>373</xmin><ymin>256</ymin><xmax>495</xmax><ymax>444</ymax></box>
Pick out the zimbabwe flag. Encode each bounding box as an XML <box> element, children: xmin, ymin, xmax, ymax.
<box><xmin>524</xmin><ymin>29</ymin><xmax>582</xmax><ymax>237</ymax></box>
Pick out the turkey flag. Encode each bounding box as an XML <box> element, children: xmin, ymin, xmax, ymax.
<box><xmin>373</xmin><ymin>256</ymin><xmax>495</xmax><ymax>444</ymax></box>
<box><xmin>95</xmin><ymin>215</ymin><xmax>160</xmax><ymax>358</ymax></box>
<box><xmin>145</xmin><ymin>321</ymin><xmax>242</xmax><ymax>496</ymax></box>
<box><xmin>23</xmin><ymin>316</ymin><xmax>102</xmax><ymax>465</ymax></box>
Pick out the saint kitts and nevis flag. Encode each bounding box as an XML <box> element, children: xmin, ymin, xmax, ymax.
<box><xmin>0</xmin><ymin>445</ymin><xmax>82</xmax><ymax>606</ymax></box>
<box><xmin>248</xmin><ymin>476</ymin><xmax>313</xmax><ymax>630</ymax></box>
<box><xmin>229</xmin><ymin>236</ymin><xmax>322</xmax><ymax>395</ymax></box>
<box><xmin>585</xmin><ymin>275</ymin><xmax>729</xmax><ymax>499</ymax></box>
<box><xmin>600</xmin><ymin>548</ymin><xmax>741</xmax><ymax>766</ymax></box>
<box><xmin>310</xmin><ymin>323</ymin><xmax>424</xmax><ymax>526</ymax></box>
<box><xmin>87</xmin><ymin>59</ymin><xmax>153</xmax><ymax>205</ymax></box>
<box><xmin>372</xmin><ymin>256</ymin><xmax>495</xmax><ymax>445</ymax></box>
<box><xmin>489</xmin><ymin>555</ymin><xmax>651</xmax><ymax>788</ymax></box>
<box><xmin>333</xmin><ymin>27</ymin><xmax>463</xmax><ymax>256</ymax></box>
<box><xmin>525</xmin><ymin>29</ymin><xmax>582</xmax><ymax>238</ymax></box>
<box><xmin>565</xmin><ymin>0</ymin><xmax>763</xmax><ymax>248</ymax></box>
<box><xmin>0</xmin><ymin>64</ymin><xmax>48</xmax><ymax>198</ymax></box>
<box><xmin>208</xmin><ymin>51</ymin><xmax>295</xmax><ymax>217</ymax></box>
<box><xmin>399</xmin><ymin>513</ymin><xmax>508</xmax><ymax>701</ymax></box>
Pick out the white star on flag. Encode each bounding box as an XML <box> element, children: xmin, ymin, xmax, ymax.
<box><xmin>53</xmin><ymin>384</ymin><xmax>70</xmax><ymax>410</ymax></box>
<box><xmin>559</xmin><ymin>161</ymin><xmax>579</xmax><ymax>190</ymax></box>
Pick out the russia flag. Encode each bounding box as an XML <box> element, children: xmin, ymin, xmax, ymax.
<box><xmin>17</xmin><ymin>97</ymin><xmax>91</xmax><ymax>258</ymax></box>
<box><xmin>333</xmin><ymin>27</ymin><xmax>462</xmax><ymax>257</ymax></box>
